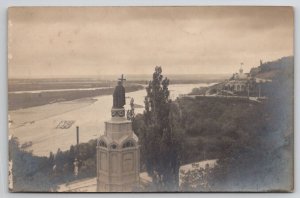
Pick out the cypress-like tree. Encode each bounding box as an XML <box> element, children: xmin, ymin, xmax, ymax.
<box><xmin>140</xmin><ymin>66</ymin><xmax>183</xmax><ymax>191</ymax></box>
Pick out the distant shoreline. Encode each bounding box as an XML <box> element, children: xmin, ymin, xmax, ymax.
<box><xmin>8</xmin><ymin>85</ymin><xmax>144</xmax><ymax>111</ymax></box>
<box><xmin>8</xmin><ymin>73</ymin><xmax>231</xmax><ymax>81</ymax></box>
<box><xmin>8</xmin><ymin>76</ymin><xmax>228</xmax><ymax>111</ymax></box>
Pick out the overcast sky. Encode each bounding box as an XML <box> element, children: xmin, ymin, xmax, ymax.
<box><xmin>8</xmin><ymin>6</ymin><xmax>294</xmax><ymax>78</ymax></box>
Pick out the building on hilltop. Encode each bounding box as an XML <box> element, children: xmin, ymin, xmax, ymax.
<box><xmin>221</xmin><ymin>61</ymin><xmax>272</xmax><ymax>97</ymax></box>
<box><xmin>224</xmin><ymin>63</ymin><xmax>251</xmax><ymax>93</ymax></box>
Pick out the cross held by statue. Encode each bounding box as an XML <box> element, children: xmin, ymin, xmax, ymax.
<box><xmin>118</xmin><ymin>74</ymin><xmax>126</xmax><ymax>85</ymax></box>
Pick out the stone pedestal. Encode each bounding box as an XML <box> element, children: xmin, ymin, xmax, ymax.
<box><xmin>96</xmin><ymin>108</ymin><xmax>140</xmax><ymax>192</ymax></box>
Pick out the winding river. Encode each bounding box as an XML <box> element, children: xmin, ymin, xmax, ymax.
<box><xmin>9</xmin><ymin>83</ymin><xmax>213</xmax><ymax>156</ymax></box>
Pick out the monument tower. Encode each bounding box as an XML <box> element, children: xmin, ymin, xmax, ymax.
<box><xmin>96</xmin><ymin>75</ymin><xmax>140</xmax><ymax>192</ymax></box>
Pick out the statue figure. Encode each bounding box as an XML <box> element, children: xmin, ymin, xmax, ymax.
<box><xmin>113</xmin><ymin>75</ymin><xmax>126</xmax><ymax>108</ymax></box>
<box><xmin>127</xmin><ymin>98</ymin><xmax>135</xmax><ymax>120</ymax></box>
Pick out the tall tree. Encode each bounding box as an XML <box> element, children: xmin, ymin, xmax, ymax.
<box><xmin>139</xmin><ymin>66</ymin><xmax>183</xmax><ymax>191</ymax></box>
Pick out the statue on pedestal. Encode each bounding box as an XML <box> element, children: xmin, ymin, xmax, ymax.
<box><xmin>97</xmin><ymin>73</ymin><xmax>140</xmax><ymax>192</ymax></box>
<box><xmin>112</xmin><ymin>74</ymin><xmax>126</xmax><ymax>117</ymax></box>
<box><xmin>113</xmin><ymin>81</ymin><xmax>125</xmax><ymax>108</ymax></box>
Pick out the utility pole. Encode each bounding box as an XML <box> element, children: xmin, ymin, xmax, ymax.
<box><xmin>76</xmin><ymin>126</ymin><xmax>79</xmax><ymax>146</ymax></box>
<box><xmin>247</xmin><ymin>83</ymin><xmax>250</xmax><ymax>98</ymax></box>
<box><xmin>74</xmin><ymin>126</ymin><xmax>79</xmax><ymax>176</ymax></box>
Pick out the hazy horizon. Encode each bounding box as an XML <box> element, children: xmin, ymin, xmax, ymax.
<box><xmin>8</xmin><ymin>73</ymin><xmax>231</xmax><ymax>80</ymax></box>
<box><xmin>8</xmin><ymin>7</ymin><xmax>293</xmax><ymax>78</ymax></box>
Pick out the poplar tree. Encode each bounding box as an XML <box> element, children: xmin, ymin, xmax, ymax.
<box><xmin>140</xmin><ymin>66</ymin><xmax>183</xmax><ymax>191</ymax></box>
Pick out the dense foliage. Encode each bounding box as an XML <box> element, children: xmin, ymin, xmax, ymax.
<box><xmin>136</xmin><ymin>66</ymin><xmax>184</xmax><ymax>191</ymax></box>
<box><xmin>9</xmin><ymin>136</ymin><xmax>56</xmax><ymax>191</ymax></box>
<box><xmin>9</xmin><ymin>137</ymin><xmax>97</xmax><ymax>192</ymax></box>
<box><xmin>135</xmin><ymin>57</ymin><xmax>293</xmax><ymax>191</ymax></box>
<box><xmin>179</xmin><ymin>57</ymin><xmax>294</xmax><ymax>191</ymax></box>
<box><xmin>259</xmin><ymin>56</ymin><xmax>293</xmax><ymax>73</ymax></box>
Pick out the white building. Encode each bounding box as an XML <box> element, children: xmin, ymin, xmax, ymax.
<box><xmin>225</xmin><ymin>67</ymin><xmax>250</xmax><ymax>93</ymax></box>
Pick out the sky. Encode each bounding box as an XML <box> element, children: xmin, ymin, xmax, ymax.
<box><xmin>8</xmin><ymin>6</ymin><xmax>294</xmax><ymax>78</ymax></box>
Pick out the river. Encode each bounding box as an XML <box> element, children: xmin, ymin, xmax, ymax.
<box><xmin>9</xmin><ymin>83</ymin><xmax>213</xmax><ymax>156</ymax></box>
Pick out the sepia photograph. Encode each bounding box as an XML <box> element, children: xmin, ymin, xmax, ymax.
<box><xmin>7</xmin><ymin>6</ymin><xmax>294</xmax><ymax>192</ymax></box>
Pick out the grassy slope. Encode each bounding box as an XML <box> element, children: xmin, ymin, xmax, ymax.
<box><xmin>178</xmin><ymin>56</ymin><xmax>294</xmax><ymax>191</ymax></box>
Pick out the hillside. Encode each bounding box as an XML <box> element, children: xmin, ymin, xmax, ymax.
<box><xmin>178</xmin><ymin>56</ymin><xmax>294</xmax><ymax>191</ymax></box>
<box><xmin>190</xmin><ymin>56</ymin><xmax>294</xmax><ymax>97</ymax></box>
<box><xmin>251</xmin><ymin>56</ymin><xmax>293</xmax><ymax>80</ymax></box>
